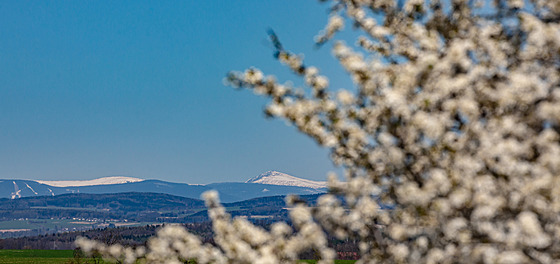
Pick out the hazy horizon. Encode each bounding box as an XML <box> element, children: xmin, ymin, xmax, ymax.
<box><xmin>20</xmin><ymin>169</ymin><xmax>327</xmax><ymax>184</ymax></box>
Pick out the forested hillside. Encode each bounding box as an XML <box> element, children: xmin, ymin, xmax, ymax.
<box><xmin>0</xmin><ymin>193</ymin><xmax>322</xmax><ymax>239</ymax></box>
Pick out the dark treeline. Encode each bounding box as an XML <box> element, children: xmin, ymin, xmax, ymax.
<box><xmin>0</xmin><ymin>220</ymin><xmax>360</xmax><ymax>260</ymax></box>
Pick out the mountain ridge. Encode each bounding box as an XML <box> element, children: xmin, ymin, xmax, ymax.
<box><xmin>246</xmin><ymin>171</ymin><xmax>327</xmax><ymax>189</ymax></box>
<box><xmin>35</xmin><ymin>176</ymin><xmax>144</xmax><ymax>187</ymax></box>
<box><xmin>0</xmin><ymin>171</ymin><xmax>327</xmax><ymax>203</ymax></box>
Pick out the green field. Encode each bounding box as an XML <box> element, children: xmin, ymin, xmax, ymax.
<box><xmin>0</xmin><ymin>250</ymin><xmax>113</xmax><ymax>264</ymax></box>
<box><xmin>0</xmin><ymin>250</ymin><xmax>357</xmax><ymax>263</ymax></box>
<box><xmin>0</xmin><ymin>250</ymin><xmax>74</xmax><ymax>264</ymax></box>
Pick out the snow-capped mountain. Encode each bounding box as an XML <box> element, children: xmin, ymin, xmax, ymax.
<box><xmin>246</xmin><ymin>171</ymin><xmax>327</xmax><ymax>189</ymax></box>
<box><xmin>0</xmin><ymin>171</ymin><xmax>327</xmax><ymax>202</ymax></box>
<box><xmin>36</xmin><ymin>176</ymin><xmax>144</xmax><ymax>187</ymax></box>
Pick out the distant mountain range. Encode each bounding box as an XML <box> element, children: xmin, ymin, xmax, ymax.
<box><xmin>0</xmin><ymin>171</ymin><xmax>327</xmax><ymax>202</ymax></box>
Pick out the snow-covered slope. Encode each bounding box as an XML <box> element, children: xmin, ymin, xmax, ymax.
<box><xmin>36</xmin><ymin>176</ymin><xmax>144</xmax><ymax>187</ymax></box>
<box><xmin>0</xmin><ymin>172</ymin><xmax>327</xmax><ymax>202</ymax></box>
<box><xmin>245</xmin><ymin>171</ymin><xmax>327</xmax><ymax>189</ymax></box>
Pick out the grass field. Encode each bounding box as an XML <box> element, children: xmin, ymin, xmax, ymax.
<box><xmin>0</xmin><ymin>250</ymin><xmax>358</xmax><ymax>263</ymax></box>
<box><xmin>0</xmin><ymin>249</ymin><xmax>113</xmax><ymax>263</ymax></box>
<box><xmin>0</xmin><ymin>250</ymin><xmax>74</xmax><ymax>264</ymax></box>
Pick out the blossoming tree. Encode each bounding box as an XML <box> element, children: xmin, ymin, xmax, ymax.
<box><xmin>77</xmin><ymin>0</ymin><xmax>560</xmax><ymax>263</ymax></box>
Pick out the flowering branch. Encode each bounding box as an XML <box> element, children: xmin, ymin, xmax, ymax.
<box><xmin>78</xmin><ymin>0</ymin><xmax>560</xmax><ymax>263</ymax></box>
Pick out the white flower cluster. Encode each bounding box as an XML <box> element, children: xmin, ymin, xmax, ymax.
<box><xmin>78</xmin><ymin>0</ymin><xmax>560</xmax><ymax>263</ymax></box>
<box><xmin>315</xmin><ymin>15</ymin><xmax>345</xmax><ymax>45</ymax></box>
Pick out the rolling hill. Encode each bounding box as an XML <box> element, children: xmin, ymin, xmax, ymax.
<box><xmin>0</xmin><ymin>171</ymin><xmax>327</xmax><ymax>202</ymax></box>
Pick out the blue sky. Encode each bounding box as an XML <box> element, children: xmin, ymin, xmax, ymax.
<box><xmin>0</xmin><ymin>1</ymin><xmax>353</xmax><ymax>184</ymax></box>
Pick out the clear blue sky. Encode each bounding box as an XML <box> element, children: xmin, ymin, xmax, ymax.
<box><xmin>0</xmin><ymin>1</ymin><xmax>353</xmax><ymax>184</ymax></box>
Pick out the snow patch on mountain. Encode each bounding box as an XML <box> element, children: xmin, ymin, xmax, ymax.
<box><xmin>36</xmin><ymin>176</ymin><xmax>144</xmax><ymax>187</ymax></box>
<box><xmin>11</xmin><ymin>181</ymin><xmax>21</xmax><ymax>199</ymax></box>
<box><xmin>246</xmin><ymin>171</ymin><xmax>327</xmax><ymax>189</ymax></box>
<box><xmin>25</xmin><ymin>183</ymin><xmax>38</xmax><ymax>195</ymax></box>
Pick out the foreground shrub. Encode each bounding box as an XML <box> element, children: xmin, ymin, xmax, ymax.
<box><xmin>78</xmin><ymin>0</ymin><xmax>560</xmax><ymax>263</ymax></box>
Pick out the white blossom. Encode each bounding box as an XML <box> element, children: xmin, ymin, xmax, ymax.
<box><xmin>79</xmin><ymin>0</ymin><xmax>560</xmax><ymax>263</ymax></box>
